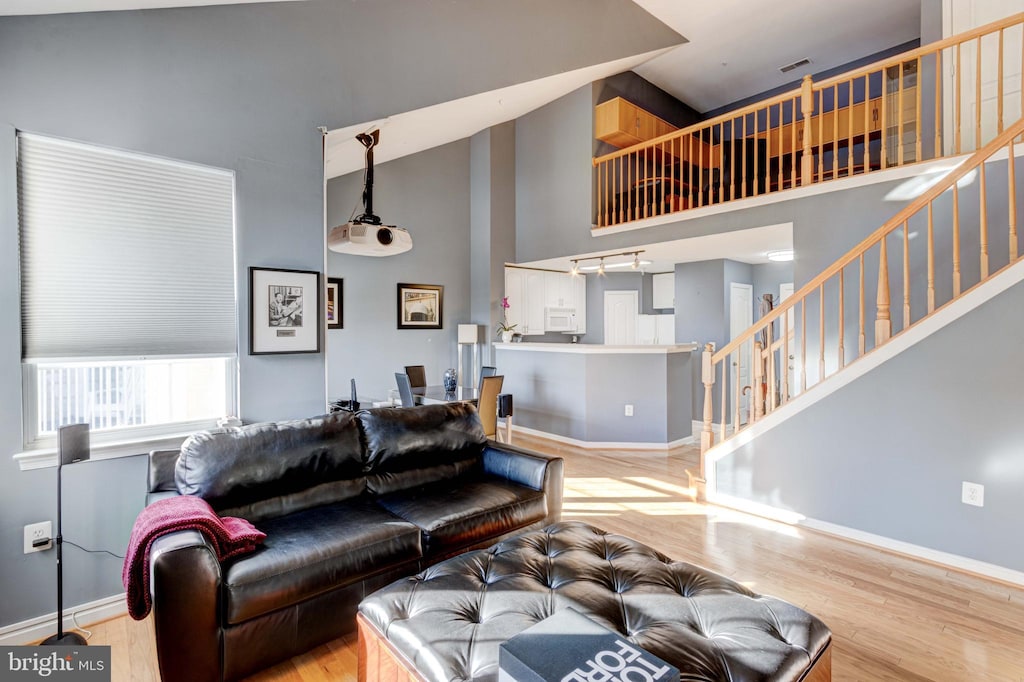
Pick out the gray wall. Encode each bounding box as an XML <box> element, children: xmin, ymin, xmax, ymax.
<box><xmin>752</xmin><ymin>262</ymin><xmax>794</xmax><ymax>309</ymax></box>
<box><xmin>0</xmin><ymin>0</ymin><xmax>682</xmax><ymax>629</ymax></box>
<box><xmin>716</xmin><ymin>279</ymin><xmax>1024</xmax><ymax>571</ymax></box>
<box><xmin>325</xmin><ymin>141</ymin><xmax>472</xmax><ymax>400</ymax></box>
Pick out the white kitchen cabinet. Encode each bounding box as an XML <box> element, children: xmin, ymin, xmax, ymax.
<box><xmin>571</xmin><ymin>274</ymin><xmax>587</xmax><ymax>334</ymax></box>
<box><xmin>544</xmin><ymin>271</ymin><xmax>574</xmax><ymax>308</ymax></box>
<box><xmin>638</xmin><ymin>315</ymin><xmax>658</xmax><ymax>345</ymax></box>
<box><xmin>503</xmin><ymin>267</ymin><xmax>525</xmax><ymax>335</ymax></box>
<box><xmin>652</xmin><ymin>272</ymin><xmax>675</xmax><ymax>309</ymax></box>
<box><xmin>524</xmin><ymin>270</ymin><xmax>546</xmax><ymax>335</ymax></box>
<box><xmin>656</xmin><ymin>314</ymin><xmax>675</xmax><ymax>344</ymax></box>
<box><xmin>638</xmin><ymin>314</ymin><xmax>676</xmax><ymax>344</ymax></box>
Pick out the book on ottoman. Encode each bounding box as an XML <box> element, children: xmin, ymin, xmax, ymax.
<box><xmin>498</xmin><ymin>608</ymin><xmax>679</xmax><ymax>682</ymax></box>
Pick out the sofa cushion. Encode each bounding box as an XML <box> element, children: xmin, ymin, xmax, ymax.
<box><xmin>376</xmin><ymin>476</ymin><xmax>548</xmax><ymax>555</ymax></box>
<box><xmin>175</xmin><ymin>412</ymin><xmax>366</xmax><ymax>522</ymax></box>
<box><xmin>223</xmin><ymin>499</ymin><xmax>421</xmax><ymax>624</ymax></box>
<box><xmin>361</xmin><ymin>403</ymin><xmax>487</xmax><ymax>495</ymax></box>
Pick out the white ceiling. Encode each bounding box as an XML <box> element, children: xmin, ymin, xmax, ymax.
<box><xmin>520</xmin><ymin>222</ymin><xmax>793</xmax><ymax>274</ymax></box>
<box><xmin>631</xmin><ymin>0</ymin><xmax>922</xmax><ymax>112</ymax></box>
<box><xmin>323</xmin><ymin>46</ymin><xmax>675</xmax><ymax>180</ymax></box>
<box><xmin>0</xmin><ymin>0</ymin><xmax>298</xmax><ymax>15</ymax></box>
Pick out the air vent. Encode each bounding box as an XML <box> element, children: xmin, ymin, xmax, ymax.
<box><xmin>779</xmin><ymin>58</ymin><xmax>811</xmax><ymax>74</ymax></box>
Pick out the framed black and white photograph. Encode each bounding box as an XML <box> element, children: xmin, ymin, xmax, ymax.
<box><xmin>396</xmin><ymin>283</ymin><xmax>443</xmax><ymax>330</ymax></box>
<box><xmin>326</xmin><ymin>277</ymin><xmax>343</xmax><ymax>330</ymax></box>
<box><xmin>249</xmin><ymin>267</ymin><xmax>321</xmax><ymax>354</ymax></box>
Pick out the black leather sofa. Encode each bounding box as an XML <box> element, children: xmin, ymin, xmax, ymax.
<box><xmin>144</xmin><ymin>403</ymin><xmax>563</xmax><ymax>682</ymax></box>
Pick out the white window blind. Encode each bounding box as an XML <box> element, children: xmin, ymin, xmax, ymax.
<box><xmin>18</xmin><ymin>133</ymin><xmax>236</xmax><ymax>359</ymax></box>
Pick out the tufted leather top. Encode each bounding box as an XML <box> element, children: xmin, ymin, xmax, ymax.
<box><xmin>359</xmin><ymin>522</ymin><xmax>831</xmax><ymax>682</ymax></box>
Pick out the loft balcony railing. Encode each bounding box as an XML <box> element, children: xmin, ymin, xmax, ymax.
<box><xmin>592</xmin><ymin>13</ymin><xmax>1024</xmax><ymax>229</ymax></box>
<box><xmin>695</xmin><ymin>117</ymin><xmax>1023</xmax><ymax>478</ymax></box>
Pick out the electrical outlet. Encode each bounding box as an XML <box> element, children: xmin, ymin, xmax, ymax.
<box><xmin>962</xmin><ymin>482</ymin><xmax>984</xmax><ymax>507</ymax></box>
<box><xmin>624</xmin><ymin>404</ymin><xmax>634</xmax><ymax>417</ymax></box>
<box><xmin>24</xmin><ymin>521</ymin><xmax>52</xmax><ymax>554</ymax></box>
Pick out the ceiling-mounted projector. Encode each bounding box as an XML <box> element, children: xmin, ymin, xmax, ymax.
<box><xmin>328</xmin><ymin>129</ymin><xmax>412</xmax><ymax>256</ymax></box>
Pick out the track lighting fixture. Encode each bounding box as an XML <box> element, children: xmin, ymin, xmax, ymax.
<box><xmin>569</xmin><ymin>250</ymin><xmax>651</xmax><ymax>274</ymax></box>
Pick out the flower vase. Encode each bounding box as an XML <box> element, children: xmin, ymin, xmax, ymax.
<box><xmin>500</xmin><ymin>331</ymin><xmax>513</xmax><ymax>343</ymax></box>
<box><xmin>443</xmin><ymin>368</ymin><xmax>458</xmax><ymax>392</ymax></box>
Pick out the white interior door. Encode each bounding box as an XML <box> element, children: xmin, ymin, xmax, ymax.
<box><xmin>729</xmin><ymin>283</ymin><xmax>753</xmax><ymax>425</ymax></box>
<box><xmin>779</xmin><ymin>282</ymin><xmax>795</xmax><ymax>399</ymax></box>
<box><xmin>604</xmin><ymin>291</ymin><xmax>639</xmax><ymax>345</ymax></box>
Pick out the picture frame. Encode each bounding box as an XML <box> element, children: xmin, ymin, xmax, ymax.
<box><xmin>396</xmin><ymin>283</ymin><xmax>443</xmax><ymax>330</ymax></box>
<box><xmin>249</xmin><ymin>266</ymin><xmax>321</xmax><ymax>355</ymax></box>
<box><xmin>326</xmin><ymin>277</ymin><xmax>344</xmax><ymax>330</ymax></box>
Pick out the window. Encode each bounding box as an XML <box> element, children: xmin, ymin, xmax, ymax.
<box><xmin>17</xmin><ymin>133</ymin><xmax>237</xmax><ymax>450</ymax></box>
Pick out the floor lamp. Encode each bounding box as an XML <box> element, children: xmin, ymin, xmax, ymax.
<box><xmin>41</xmin><ymin>423</ymin><xmax>90</xmax><ymax>646</ymax></box>
<box><xmin>457</xmin><ymin>324</ymin><xmax>480</xmax><ymax>389</ymax></box>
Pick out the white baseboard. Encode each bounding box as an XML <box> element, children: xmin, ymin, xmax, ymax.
<box><xmin>511</xmin><ymin>424</ymin><xmax>691</xmax><ymax>452</ymax></box>
<box><xmin>0</xmin><ymin>593</ymin><xmax>126</xmax><ymax>645</ymax></box>
<box><xmin>707</xmin><ymin>492</ymin><xmax>1024</xmax><ymax>587</ymax></box>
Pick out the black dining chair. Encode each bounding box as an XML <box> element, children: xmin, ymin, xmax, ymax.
<box><xmin>394</xmin><ymin>373</ymin><xmax>416</xmax><ymax>408</ymax></box>
<box><xmin>478</xmin><ymin>365</ymin><xmax>497</xmax><ymax>390</ymax></box>
<box><xmin>404</xmin><ymin>365</ymin><xmax>427</xmax><ymax>389</ymax></box>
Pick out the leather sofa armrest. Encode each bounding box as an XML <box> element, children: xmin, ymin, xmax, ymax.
<box><xmin>149</xmin><ymin>530</ymin><xmax>223</xmax><ymax>682</ymax></box>
<box><xmin>483</xmin><ymin>444</ymin><xmax>563</xmax><ymax>521</ymax></box>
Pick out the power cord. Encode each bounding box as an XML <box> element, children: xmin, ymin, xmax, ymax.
<box><xmin>70</xmin><ymin>611</ymin><xmax>93</xmax><ymax>641</ymax></box>
<box><xmin>62</xmin><ymin>539</ymin><xmax>125</xmax><ymax>560</ymax></box>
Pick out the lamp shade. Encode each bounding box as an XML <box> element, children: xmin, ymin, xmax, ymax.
<box><xmin>457</xmin><ymin>324</ymin><xmax>479</xmax><ymax>344</ymax></box>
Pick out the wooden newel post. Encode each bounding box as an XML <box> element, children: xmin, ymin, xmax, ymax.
<box><xmin>800</xmin><ymin>75</ymin><xmax>815</xmax><ymax>186</ymax></box>
<box><xmin>876</xmin><ymin>237</ymin><xmax>892</xmax><ymax>345</ymax></box>
<box><xmin>700</xmin><ymin>343</ymin><xmax>715</xmax><ymax>456</ymax></box>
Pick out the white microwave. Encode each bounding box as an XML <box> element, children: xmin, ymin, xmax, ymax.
<box><xmin>545</xmin><ymin>307</ymin><xmax>576</xmax><ymax>332</ymax></box>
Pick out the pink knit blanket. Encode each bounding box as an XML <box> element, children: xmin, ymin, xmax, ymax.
<box><xmin>122</xmin><ymin>495</ymin><xmax>265</xmax><ymax>620</ymax></box>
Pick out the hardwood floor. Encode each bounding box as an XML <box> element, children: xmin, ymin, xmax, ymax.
<box><xmin>88</xmin><ymin>434</ymin><xmax>1024</xmax><ymax>681</ymax></box>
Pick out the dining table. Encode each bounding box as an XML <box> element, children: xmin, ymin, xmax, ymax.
<box><xmin>411</xmin><ymin>385</ymin><xmax>479</xmax><ymax>406</ymax></box>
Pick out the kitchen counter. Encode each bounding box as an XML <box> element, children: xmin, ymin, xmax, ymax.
<box><xmin>495</xmin><ymin>343</ymin><xmax>695</xmax><ymax>447</ymax></box>
<box><xmin>494</xmin><ymin>342</ymin><xmax>698</xmax><ymax>354</ymax></box>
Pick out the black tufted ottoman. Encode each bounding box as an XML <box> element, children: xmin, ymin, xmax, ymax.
<box><xmin>357</xmin><ymin>522</ymin><xmax>831</xmax><ymax>682</ymax></box>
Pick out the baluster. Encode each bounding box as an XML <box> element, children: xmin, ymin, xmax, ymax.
<box><xmin>700</xmin><ymin>343</ymin><xmax>715</xmax><ymax>453</ymax></box>
<box><xmin>617</xmin><ymin>156</ymin><xmax>623</xmax><ymax>224</ymax></box>
<box><xmin>953</xmin><ymin>183</ymin><xmax>962</xmax><ymax>296</ymax></box>
<box><xmin>998</xmin><ymin>29</ymin><xmax>1004</xmax><ymax>133</ymax></box>
<box><xmin>753</xmin><ymin>341</ymin><xmax>764</xmax><ymax>420</ymax></box>
<box><xmin>881</xmin><ymin>68</ymin><xmax>888</xmax><ymax>169</ymax></box>
<box><xmin>641</xmin><ymin>146</ymin><xmax>648</xmax><ymax>220</ymax></box>
<box><xmin>801</xmin><ymin>75</ymin><xmax>814</xmax><ymax>185</ymax></box>
<box><xmin>980</xmin><ymin>161</ymin><xmax>989</xmax><ymax>278</ymax></box>
<box><xmin>818</xmin><ymin>284</ymin><xmax>825</xmax><ymax>381</ymax></box>
<box><xmin>597</xmin><ymin>162</ymin><xmax>604</xmax><ymax>227</ymax></box>
<box><xmin>848</xmin><ymin>79</ymin><xmax>855</xmax><ymax>176</ymax></box>
<box><xmin>858</xmin><ymin>253</ymin><xmax>866</xmax><ymax>355</ymax></box>
<box><xmin>720</xmin><ymin>122</ymin><xmax>726</xmax><ymax>204</ymax></box>
<box><xmin>731</xmin><ymin>119</ymin><xmax>738</xmax><ymax>200</ymax></box>
<box><xmin>833</xmin><ymin>84</ymin><xmax>840</xmax><ymax>178</ymax></box>
<box><xmin>768</xmin><ymin>323</ymin><xmax>777</xmax><ymax>412</ymax></box>
<box><xmin>733</xmin><ymin>351</ymin><xmax>740</xmax><ymax>432</ymax></box>
<box><xmin>748</xmin><ymin>338</ymin><xmax>757</xmax><ymax>423</ymax></box>
<box><xmin>876</xmin><ymin>238</ymin><xmax>892</xmax><ymax>344</ymax></box>
<box><xmin>903</xmin><ymin>220</ymin><xmax>911</xmax><ymax>329</ymax></box>
<box><xmin>777</xmin><ymin>102</ymin><xmax>784</xmax><ymax>192</ymax></box>
<box><xmin>741</xmin><ymin>115</ymin><xmax>748</xmax><ymax>199</ymax></box>
<box><xmin>800</xmin><ymin>300</ymin><xmax>807</xmax><ymax>392</ymax></box>
<box><xmin>765</xmin><ymin>106</ymin><xmax>771</xmax><ymax>194</ymax></box>
<box><xmin>720</xmin><ymin>354</ymin><xmax>727</xmax><ymax>440</ymax></box>
<box><xmin>915</xmin><ymin>56</ymin><xmax>922</xmax><ymax>162</ymax></box>
<box><xmin>818</xmin><ymin>89</ymin><xmax>825</xmax><ymax>180</ymax></box>
<box><xmin>935</xmin><ymin>49</ymin><xmax>943</xmax><ymax>157</ymax></box>
<box><xmin>791</xmin><ymin>97</ymin><xmax>798</xmax><ymax>188</ymax></box>
<box><xmin>753</xmin><ymin>109</ymin><xmax>760</xmax><ymax>196</ymax></box>
<box><xmin>864</xmin><ymin>74</ymin><xmax>871</xmax><ymax>172</ymax></box>
<box><xmin>697</xmin><ymin>129</ymin><xmax>704</xmax><ymax>208</ymax></box>
<box><xmin>976</xmin><ymin>37</ymin><xmax>982</xmax><ymax>150</ymax></box>
<box><xmin>688</xmin><ymin>133</ymin><xmax>695</xmax><ymax>209</ymax></box>
<box><xmin>782</xmin><ymin>304</ymin><xmax>790</xmax><ymax>404</ymax></box>
<box><xmin>928</xmin><ymin>203</ymin><xmax>936</xmax><ymax>313</ymax></box>
<box><xmin>838</xmin><ymin>268</ymin><xmax>845</xmax><ymax>368</ymax></box>
<box><xmin>955</xmin><ymin>41</ymin><xmax>962</xmax><ymax>154</ymax></box>
<box><xmin>898</xmin><ymin>61</ymin><xmax>905</xmax><ymax>166</ymax></box>
<box><xmin>1010</xmin><ymin>138</ymin><xmax>1018</xmax><ymax>261</ymax></box>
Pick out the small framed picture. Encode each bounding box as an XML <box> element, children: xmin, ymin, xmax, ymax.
<box><xmin>396</xmin><ymin>283</ymin><xmax>443</xmax><ymax>330</ymax></box>
<box><xmin>326</xmin><ymin>277</ymin><xmax>343</xmax><ymax>330</ymax></box>
<box><xmin>249</xmin><ymin>267</ymin><xmax>321</xmax><ymax>354</ymax></box>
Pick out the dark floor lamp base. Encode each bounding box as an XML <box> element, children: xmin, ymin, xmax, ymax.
<box><xmin>40</xmin><ymin>631</ymin><xmax>88</xmax><ymax>646</ymax></box>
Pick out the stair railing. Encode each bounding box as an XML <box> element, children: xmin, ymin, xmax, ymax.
<box><xmin>699</xmin><ymin>117</ymin><xmax>1023</xmax><ymax>463</ymax></box>
<box><xmin>593</xmin><ymin>12</ymin><xmax>1024</xmax><ymax>229</ymax></box>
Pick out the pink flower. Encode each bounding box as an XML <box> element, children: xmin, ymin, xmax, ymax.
<box><xmin>501</xmin><ymin>297</ymin><xmax>510</xmax><ymax>309</ymax></box>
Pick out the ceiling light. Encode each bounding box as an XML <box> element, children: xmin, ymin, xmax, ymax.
<box><xmin>570</xmin><ymin>260</ymin><xmax>580</xmax><ymax>276</ymax></box>
<box><xmin>766</xmin><ymin>250</ymin><xmax>794</xmax><ymax>262</ymax></box>
<box><xmin>597</xmin><ymin>258</ymin><xmax>605</xmax><ymax>276</ymax></box>
<box><xmin>632</xmin><ymin>254</ymin><xmax>640</xmax><ymax>269</ymax></box>
<box><xmin>578</xmin><ymin>259</ymin><xmax>652</xmax><ymax>272</ymax></box>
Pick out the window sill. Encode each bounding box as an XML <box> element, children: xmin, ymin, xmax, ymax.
<box><xmin>13</xmin><ymin>431</ymin><xmax>197</xmax><ymax>471</ymax></box>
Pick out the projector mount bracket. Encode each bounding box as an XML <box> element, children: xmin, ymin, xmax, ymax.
<box><xmin>355</xmin><ymin>130</ymin><xmax>382</xmax><ymax>226</ymax></box>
